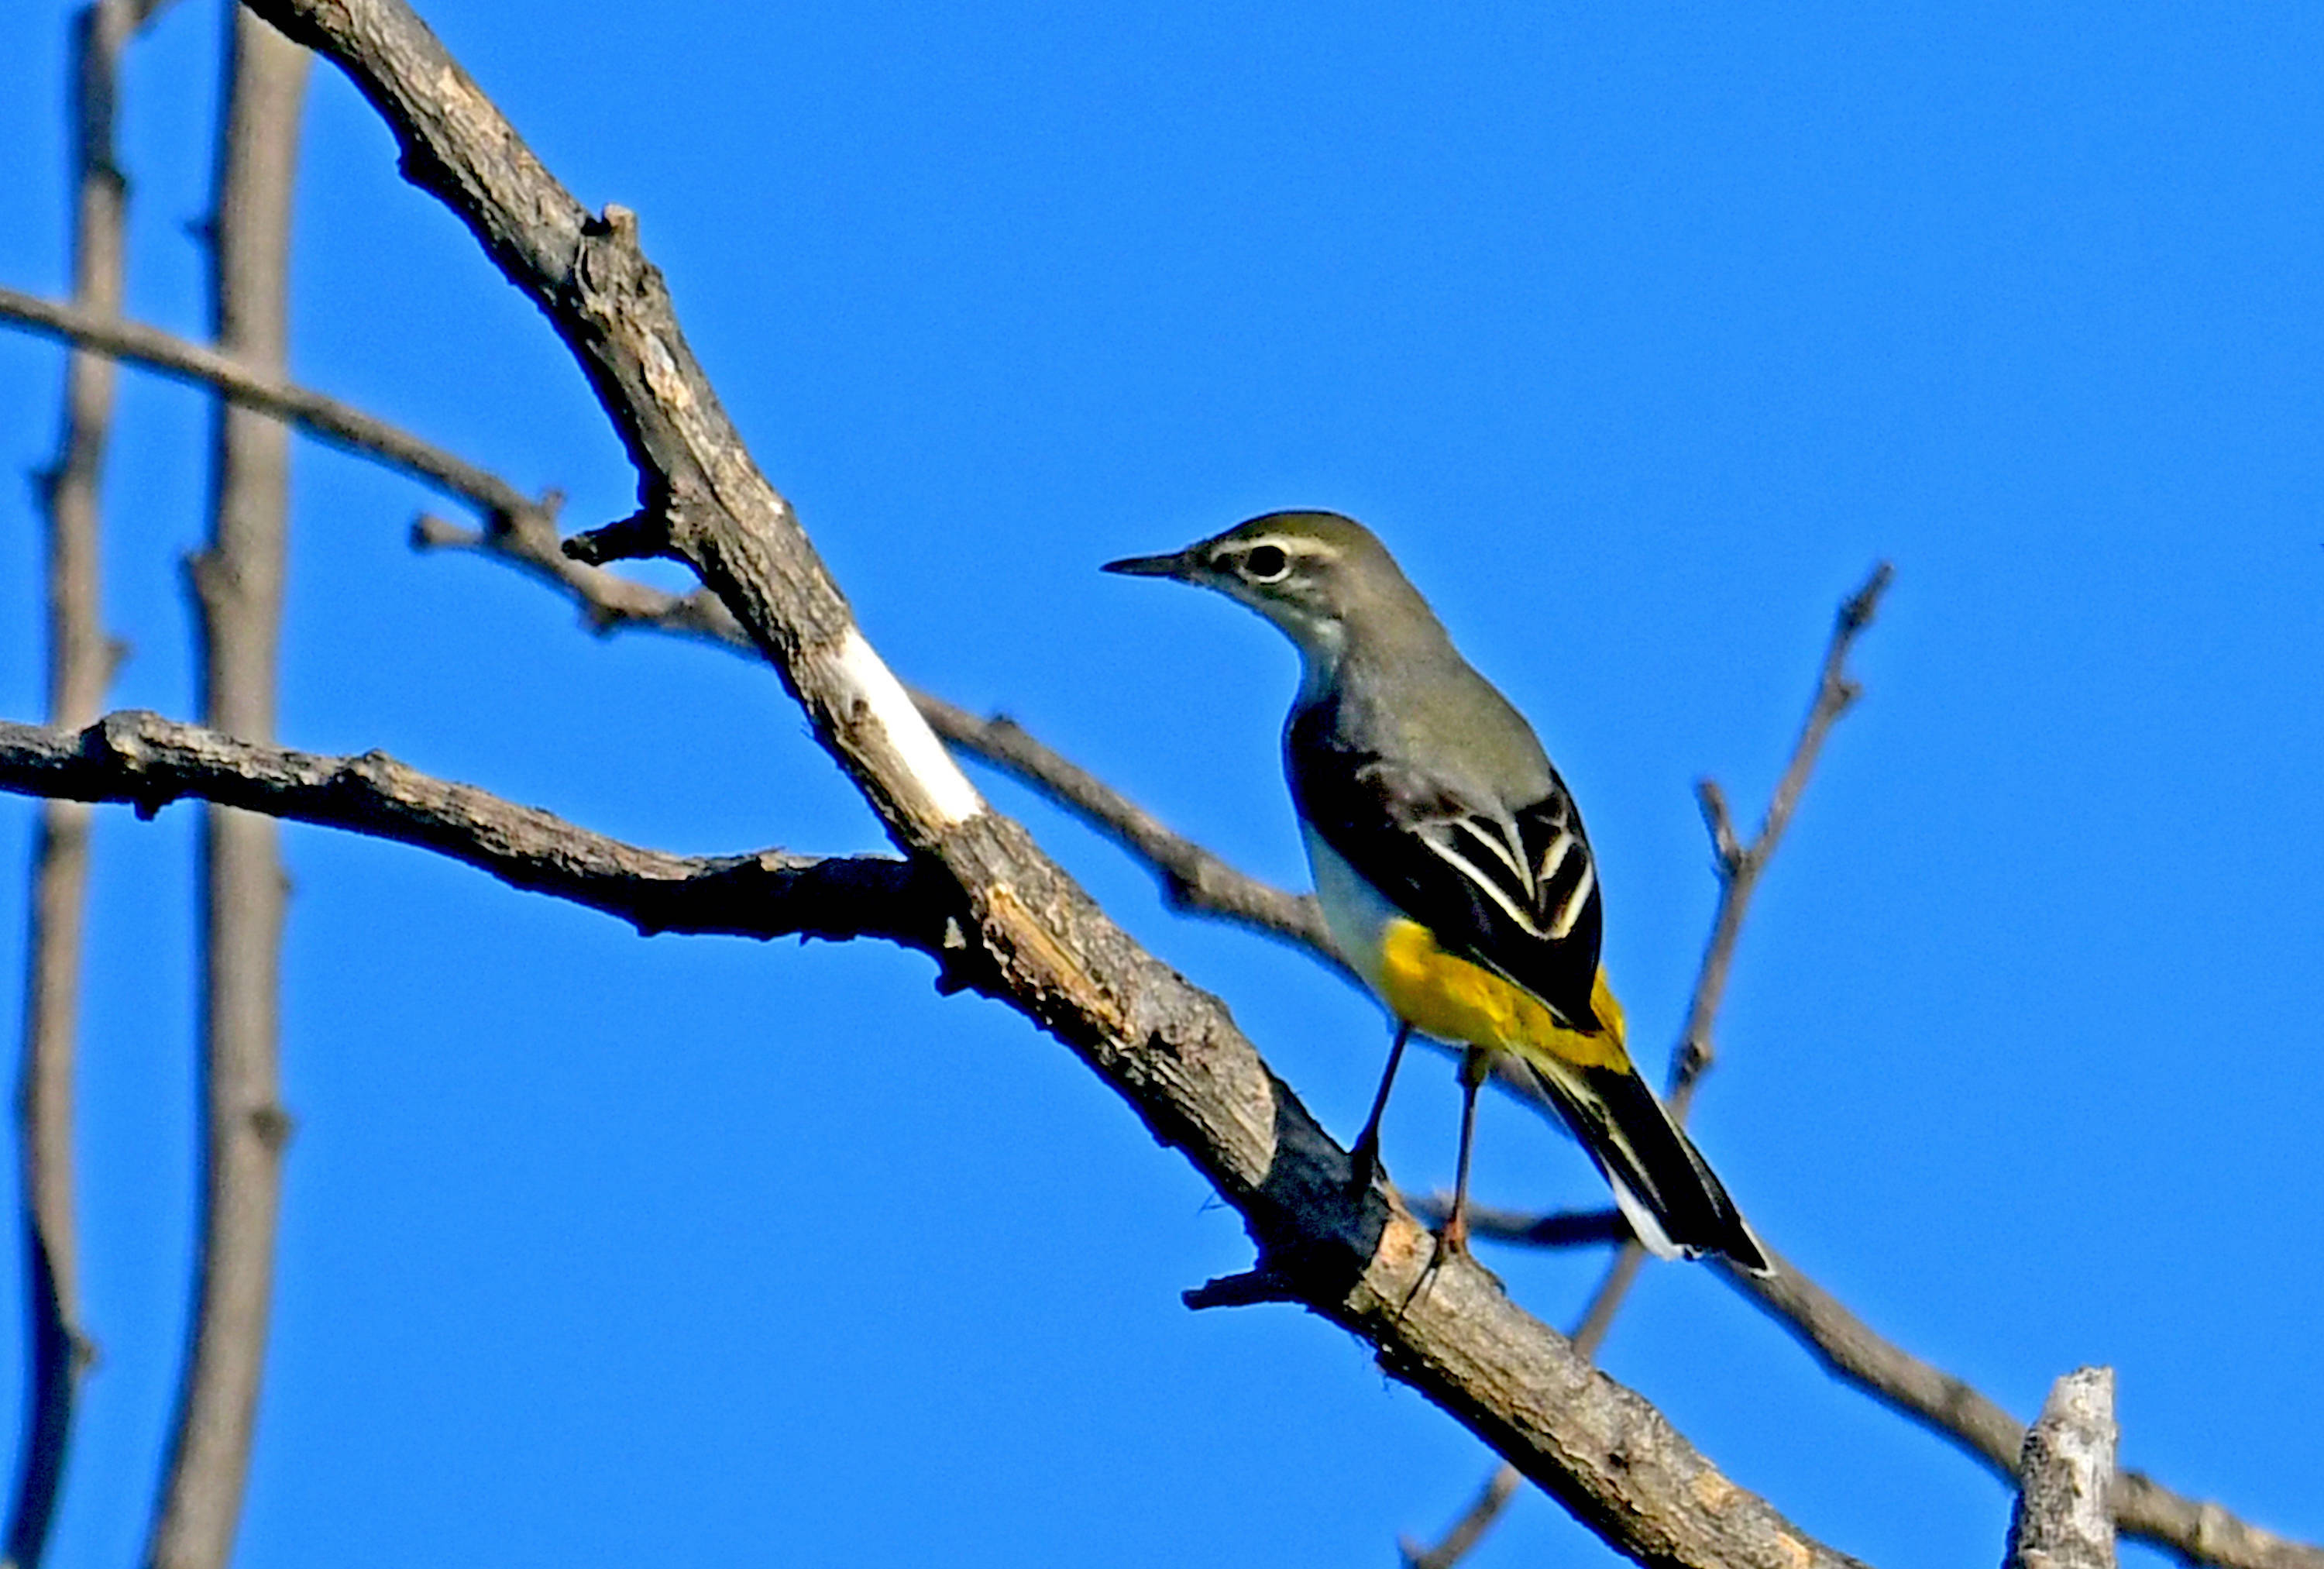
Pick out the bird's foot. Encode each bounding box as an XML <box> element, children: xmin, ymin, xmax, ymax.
<box><xmin>1395</xmin><ymin>1213</ymin><xmax>1471</xmax><ymax>1316</ymax></box>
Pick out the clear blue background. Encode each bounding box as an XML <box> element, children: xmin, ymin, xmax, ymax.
<box><xmin>4</xmin><ymin>2</ymin><xmax>2322</xmax><ymax>1565</ymax></box>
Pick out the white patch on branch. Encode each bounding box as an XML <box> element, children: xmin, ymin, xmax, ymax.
<box><xmin>834</xmin><ymin>627</ymin><xmax>984</xmax><ymax>827</ymax></box>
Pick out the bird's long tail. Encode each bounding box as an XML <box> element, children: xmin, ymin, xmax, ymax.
<box><xmin>1515</xmin><ymin>1052</ymin><xmax>1771</xmax><ymax>1275</ymax></box>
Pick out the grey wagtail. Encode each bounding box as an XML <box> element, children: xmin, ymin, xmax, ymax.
<box><xmin>1105</xmin><ymin>511</ymin><xmax>1769</xmax><ymax>1273</ymax></box>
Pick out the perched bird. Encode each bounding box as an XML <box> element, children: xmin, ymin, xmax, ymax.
<box><xmin>1104</xmin><ymin>511</ymin><xmax>1768</xmax><ymax>1273</ymax></box>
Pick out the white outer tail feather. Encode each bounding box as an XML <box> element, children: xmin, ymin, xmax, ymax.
<box><xmin>1605</xmin><ymin>1172</ymin><xmax>1685</xmax><ymax>1262</ymax></box>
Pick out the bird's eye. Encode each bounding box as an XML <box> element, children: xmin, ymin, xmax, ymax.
<box><xmin>1243</xmin><ymin>544</ymin><xmax>1291</xmax><ymax>583</ymax></box>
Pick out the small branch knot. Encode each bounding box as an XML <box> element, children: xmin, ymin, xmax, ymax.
<box><xmin>592</xmin><ymin>202</ymin><xmax>640</xmax><ymax>245</ymax></box>
<box><xmin>247</xmin><ymin>1103</ymin><xmax>296</xmax><ymax>1153</ymax></box>
<box><xmin>562</xmin><ymin>508</ymin><xmax>671</xmax><ymax>566</ymax></box>
<box><xmin>1183</xmin><ymin>1269</ymin><xmax>1303</xmax><ymax>1311</ymax></box>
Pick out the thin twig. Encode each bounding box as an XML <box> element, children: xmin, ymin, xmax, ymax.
<box><xmin>906</xmin><ymin>693</ymin><xmax>1339</xmax><ymax>959</ymax></box>
<box><xmin>0</xmin><ymin>287</ymin><xmax>538</xmax><ymax>524</ymax></box>
<box><xmin>1672</xmin><ymin>564</ymin><xmax>1893</xmax><ymax>1099</ymax></box>
<box><xmin>6</xmin><ymin>4</ymin><xmax>172</xmax><ymax>1562</ymax></box>
<box><xmin>1401</xmin><ymin>1465</ymin><xmax>1521</xmax><ymax>1569</ymax></box>
<box><xmin>146</xmin><ymin>15</ymin><xmax>307</xmax><ymax>1569</ymax></box>
<box><xmin>1565</xmin><ymin>565</ymin><xmax>1894</xmax><ymax>1339</ymax></box>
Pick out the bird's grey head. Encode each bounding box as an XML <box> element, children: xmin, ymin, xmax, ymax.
<box><xmin>1102</xmin><ymin>511</ymin><xmax>1438</xmax><ymax>678</ymax></box>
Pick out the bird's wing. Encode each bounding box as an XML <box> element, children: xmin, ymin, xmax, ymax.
<box><xmin>1289</xmin><ymin>708</ymin><xmax>1604</xmax><ymax>1031</ymax></box>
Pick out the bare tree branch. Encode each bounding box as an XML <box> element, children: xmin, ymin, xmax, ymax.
<box><xmin>202</xmin><ymin>5</ymin><xmax>1885</xmax><ymax>1561</ymax></box>
<box><xmin>0</xmin><ymin>695</ymin><xmax>1851</xmax><ymax>1569</ymax></box>
<box><xmin>5</xmin><ymin>15</ymin><xmax>2306</xmax><ymax>1563</ymax></box>
<box><xmin>905</xmin><ymin>693</ymin><xmax>1339</xmax><ymax>959</ymax></box>
<box><xmin>2006</xmin><ymin>1368</ymin><xmax>2117</xmax><ymax>1569</ymax></box>
<box><xmin>0</xmin><ymin>292</ymin><xmax>1334</xmax><ymax>956</ymax></box>
<box><xmin>1401</xmin><ymin>1464</ymin><xmax>1521</xmax><ymax>1569</ymax></box>
<box><xmin>1730</xmin><ymin>1255</ymin><xmax>2319</xmax><ymax>1569</ymax></box>
<box><xmin>0</xmin><ymin>286</ymin><xmax>538</xmax><ymax>525</ymax></box>
<box><xmin>6</xmin><ymin>3</ymin><xmax>174</xmax><ymax>1561</ymax></box>
<box><xmin>0</xmin><ymin>713</ymin><xmax>960</xmax><ymax>956</ymax></box>
<box><xmin>146</xmin><ymin>17</ymin><xmax>307</xmax><ymax>1569</ymax></box>
<box><xmin>9</xmin><ymin>696</ymin><xmax>2320</xmax><ymax>1569</ymax></box>
<box><xmin>10</xmin><ymin>287</ymin><xmax>2313</xmax><ymax>1569</ymax></box>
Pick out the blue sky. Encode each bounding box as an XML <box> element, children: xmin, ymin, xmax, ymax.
<box><xmin>4</xmin><ymin>2</ymin><xmax>2323</xmax><ymax>1565</ymax></box>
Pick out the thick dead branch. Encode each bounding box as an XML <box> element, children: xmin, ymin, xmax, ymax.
<box><xmin>4</xmin><ymin>9</ymin><xmax>2305</xmax><ymax>1562</ymax></box>
<box><xmin>5</xmin><ymin>298</ymin><xmax>2308</xmax><ymax>1569</ymax></box>
<box><xmin>147</xmin><ymin>17</ymin><xmax>308</xmax><ymax>1569</ymax></box>
<box><xmin>415</xmin><ymin>514</ymin><xmax>1336</xmax><ymax>953</ymax></box>
<box><xmin>0</xmin><ymin>296</ymin><xmax>1333</xmax><ymax>956</ymax></box>
<box><xmin>0</xmin><ymin>698</ymin><xmax>1844</xmax><ymax>1569</ymax></box>
<box><xmin>9</xmin><ymin>3</ymin><xmax>170</xmax><ymax>1562</ymax></box>
<box><xmin>421</xmin><ymin>511</ymin><xmax>1337</xmax><ymax>952</ymax></box>
<box><xmin>214</xmin><ymin>4</ymin><xmax>1874</xmax><ymax>1561</ymax></box>
<box><xmin>0</xmin><ymin>714</ymin><xmax>960</xmax><ymax>956</ymax></box>
<box><xmin>2006</xmin><ymin>1368</ymin><xmax>2117</xmax><ymax>1569</ymax></box>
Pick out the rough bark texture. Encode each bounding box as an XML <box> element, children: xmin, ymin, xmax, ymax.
<box><xmin>208</xmin><ymin>3</ymin><xmax>1868</xmax><ymax>1562</ymax></box>
<box><xmin>146</xmin><ymin>14</ymin><xmax>308</xmax><ymax>1569</ymax></box>
<box><xmin>5</xmin><ymin>291</ymin><xmax>2316</xmax><ymax>1569</ymax></box>
<box><xmin>0</xmin><ymin>5</ymin><xmax>2307</xmax><ymax>1564</ymax></box>
<box><xmin>0</xmin><ymin>714</ymin><xmax>961</xmax><ymax>955</ymax></box>
<box><xmin>2006</xmin><ymin>1368</ymin><xmax>2117</xmax><ymax>1569</ymax></box>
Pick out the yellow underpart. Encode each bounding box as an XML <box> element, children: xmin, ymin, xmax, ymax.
<box><xmin>1376</xmin><ymin>918</ymin><xmax>1632</xmax><ymax>1072</ymax></box>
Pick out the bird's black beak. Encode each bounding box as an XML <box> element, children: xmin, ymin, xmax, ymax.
<box><xmin>1100</xmin><ymin>547</ymin><xmax>1197</xmax><ymax>580</ymax></box>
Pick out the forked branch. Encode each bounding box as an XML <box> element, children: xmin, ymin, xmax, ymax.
<box><xmin>0</xmin><ymin>714</ymin><xmax>961</xmax><ymax>958</ymax></box>
<box><xmin>5</xmin><ymin>287</ymin><xmax>2310</xmax><ymax>1568</ymax></box>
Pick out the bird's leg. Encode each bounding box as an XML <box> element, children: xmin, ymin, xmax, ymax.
<box><xmin>1346</xmin><ymin>1021</ymin><xmax>1412</xmax><ymax>1195</ymax></box>
<box><xmin>1436</xmin><ymin>1046</ymin><xmax>1491</xmax><ymax>1261</ymax></box>
<box><xmin>1398</xmin><ymin>1046</ymin><xmax>1492</xmax><ymax>1313</ymax></box>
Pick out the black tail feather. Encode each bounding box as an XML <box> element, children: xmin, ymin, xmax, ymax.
<box><xmin>1542</xmin><ymin>1060</ymin><xmax>1770</xmax><ymax>1274</ymax></box>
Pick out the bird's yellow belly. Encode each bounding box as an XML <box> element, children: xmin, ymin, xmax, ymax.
<box><xmin>1376</xmin><ymin>918</ymin><xmax>1631</xmax><ymax>1072</ymax></box>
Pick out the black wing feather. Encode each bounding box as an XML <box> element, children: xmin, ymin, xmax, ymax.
<box><xmin>1287</xmin><ymin>699</ymin><xmax>1604</xmax><ymax>1030</ymax></box>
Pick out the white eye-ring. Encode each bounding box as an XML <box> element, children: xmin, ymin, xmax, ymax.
<box><xmin>1243</xmin><ymin>542</ymin><xmax>1291</xmax><ymax>583</ymax></box>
